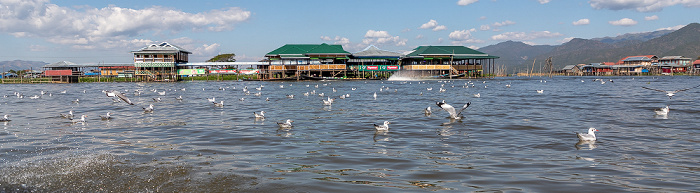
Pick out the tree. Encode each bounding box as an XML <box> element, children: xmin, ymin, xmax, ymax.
<box><xmin>207</xmin><ymin>53</ymin><xmax>236</xmax><ymax>62</ymax></box>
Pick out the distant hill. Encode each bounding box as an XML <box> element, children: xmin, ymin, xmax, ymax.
<box><xmin>0</xmin><ymin>60</ymin><xmax>48</xmax><ymax>71</ymax></box>
<box><xmin>479</xmin><ymin>23</ymin><xmax>700</xmax><ymax>74</ymax></box>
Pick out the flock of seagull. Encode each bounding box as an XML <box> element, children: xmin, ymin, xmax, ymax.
<box><xmin>1</xmin><ymin>78</ymin><xmax>698</xmax><ymax>144</ymax></box>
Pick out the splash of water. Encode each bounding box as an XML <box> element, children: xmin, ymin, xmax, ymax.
<box><xmin>387</xmin><ymin>70</ymin><xmax>433</xmax><ymax>81</ymax></box>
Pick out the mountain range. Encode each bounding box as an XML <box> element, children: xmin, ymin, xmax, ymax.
<box><xmin>478</xmin><ymin>23</ymin><xmax>700</xmax><ymax>74</ymax></box>
<box><xmin>0</xmin><ymin>60</ymin><xmax>48</xmax><ymax>72</ymax></box>
<box><xmin>2</xmin><ymin>23</ymin><xmax>700</xmax><ymax>74</ymax></box>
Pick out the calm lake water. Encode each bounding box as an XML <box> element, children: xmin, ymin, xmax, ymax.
<box><xmin>1</xmin><ymin>75</ymin><xmax>699</xmax><ymax>192</ymax></box>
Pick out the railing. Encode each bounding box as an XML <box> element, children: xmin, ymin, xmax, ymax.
<box><xmin>297</xmin><ymin>64</ymin><xmax>345</xmax><ymax>71</ymax></box>
<box><xmin>134</xmin><ymin>58</ymin><xmax>175</xmax><ymax>63</ymax></box>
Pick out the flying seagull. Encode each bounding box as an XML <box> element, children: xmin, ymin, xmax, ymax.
<box><xmin>642</xmin><ymin>85</ymin><xmax>700</xmax><ymax>99</ymax></box>
<box><xmin>106</xmin><ymin>90</ymin><xmax>134</xmax><ymax>105</ymax></box>
<box><xmin>436</xmin><ymin>101</ymin><xmax>471</xmax><ymax>120</ymax></box>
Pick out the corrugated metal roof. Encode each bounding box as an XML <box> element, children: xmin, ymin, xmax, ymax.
<box><xmin>266</xmin><ymin>43</ymin><xmax>350</xmax><ymax>56</ymax></box>
<box><xmin>405</xmin><ymin>46</ymin><xmax>499</xmax><ymax>59</ymax></box>
<box><xmin>132</xmin><ymin>42</ymin><xmax>192</xmax><ymax>54</ymax></box>
<box><xmin>622</xmin><ymin>56</ymin><xmax>652</xmax><ymax>61</ymax></box>
<box><xmin>44</xmin><ymin>61</ymin><xmax>134</xmax><ymax>68</ymax></box>
<box><xmin>352</xmin><ymin>45</ymin><xmax>403</xmax><ymax>58</ymax></box>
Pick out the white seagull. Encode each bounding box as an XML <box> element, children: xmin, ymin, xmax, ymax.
<box><xmin>60</xmin><ymin>110</ymin><xmax>74</xmax><ymax>119</ymax></box>
<box><xmin>143</xmin><ymin>104</ymin><xmax>154</xmax><ymax>113</ymax></box>
<box><xmin>436</xmin><ymin>101</ymin><xmax>471</xmax><ymax>120</ymax></box>
<box><xmin>277</xmin><ymin>119</ymin><xmax>294</xmax><ymax>128</ymax></box>
<box><xmin>207</xmin><ymin>97</ymin><xmax>216</xmax><ymax>103</ymax></box>
<box><xmin>0</xmin><ymin>115</ymin><xmax>10</xmax><ymax>122</ymax></box>
<box><xmin>213</xmin><ymin>101</ymin><xmax>224</xmax><ymax>107</ymax></box>
<box><xmin>254</xmin><ymin>111</ymin><xmax>265</xmax><ymax>119</ymax></box>
<box><xmin>424</xmin><ymin>106</ymin><xmax>432</xmax><ymax>115</ymax></box>
<box><xmin>576</xmin><ymin>127</ymin><xmax>598</xmax><ymax>141</ymax></box>
<box><xmin>322</xmin><ymin>97</ymin><xmax>334</xmax><ymax>106</ymax></box>
<box><xmin>642</xmin><ymin>85</ymin><xmax>700</xmax><ymax>99</ymax></box>
<box><xmin>106</xmin><ymin>90</ymin><xmax>134</xmax><ymax>105</ymax></box>
<box><xmin>655</xmin><ymin>105</ymin><xmax>670</xmax><ymax>115</ymax></box>
<box><xmin>70</xmin><ymin>115</ymin><xmax>88</xmax><ymax>123</ymax></box>
<box><xmin>100</xmin><ymin>112</ymin><xmax>112</xmax><ymax>120</ymax></box>
<box><xmin>374</xmin><ymin>121</ymin><xmax>390</xmax><ymax>131</ymax></box>
<box><xmin>536</xmin><ymin>90</ymin><xmax>544</xmax><ymax>93</ymax></box>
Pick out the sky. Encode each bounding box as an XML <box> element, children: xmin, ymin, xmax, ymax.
<box><xmin>0</xmin><ymin>0</ymin><xmax>698</xmax><ymax>64</ymax></box>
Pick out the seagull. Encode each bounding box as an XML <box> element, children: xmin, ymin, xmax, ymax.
<box><xmin>254</xmin><ymin>111</ymin><xmax>265</xmax><ymax>119</ymax></box>
<box><xmin>176</xmin><ymin>96</ymin><xmax>183</xmax><ymax>101</ymax></box>
<box><xmin>72</xmin><ymin>99</ymin><xmax>80</xmax><ymax>103</ymax></box>
<box><xmin>536</xmin><ymin>90</ymin><xmax>544</xmax><ymax>93</ymax></box>
<box><xmin>265</xmin><ymin>97</ymin><xmax>270</xmax><ymax>101</ymax></box>
<box><xmin>473</xmin><ymin>93</ymin><xmax>480</xmax><ymax>98</ymax></box>
<box><xmin>152</xmin><ymin>97</ymin><xmax>162</xmax><ymax>102</ymax></box>
<box><xmin>143</xmin><ymin>104</ymin><xmax>154</xmax><ymax>113</ymax></box>
<box><xmin>655</xmin><ymin>105</ymin><xmax>670</xmax><ymax>115</ymax></box>
<box><xmin>100</xmin><ymin>112</ymin><xmax>112</xmax><ymax>120</ymax></box>
<box><xmin>642</xmin><ymin>85</ymin><xmax>700</xmax><ymax>99</ymax></box>
<box><xmin>207</xmin><ymin>97</ymin><xmax>216</xmax><ymax>103</ymax></box>
<box><xmin>158</xmin><ymin>91</ymin><xmax>166</xmax><ymax>95</ymax></box>
<box><xmin>576</xmin><ymin>127</ymin><xmax>598</xmax><ymax>141</ymax></box>
<box><xmin>373</xmin><ymin>92</ymin><xmax>377</xmax><ymax>99</ymax></box>
<box><xmin>436</xmin><ymin>101</ymin><xmax>471</xmax><ymax>120</ymax></box>
<box><xmin>70</xmin><ymin>115</ymin><xmax>88</xmax><ymax>123</ymax></box>
<box><xmin>424</xmin><ymin>106</ymin><xmax>432</xmax><ymax>115</ymax></box>
<box><xmin>106</xmin><ymin>90</ymin><xmax>134</xmax><ymax>105</ymax></box>
<box><xmin>277</xmin><ymin>119</ymin><xmax>294</xmax><ymax>128</ymax></box>
<box><xmin>239</xmin><ymin>98</ymin><xmax>245</xmax><ymax>101</ymax></box>
<box><xmin>60</xmin><ymin>110</ymin><xmax>74</xmax><ymax>119</ymax></box>
<box><xmin>213</xmin><ymin>101</ymin><xmax>224</xmax><ymax>107</ymax></box>
<box><xmin>0</xmin><ymin>115</ymin><xmax>10</xmax><ymax>122</ymax></box>
<box><xmin>374</xmin><ymin>121</ymin><xmax>390</xmax><ymax>131</ymax></box>
<box><xmin>286</xmin><ymin>94</ymin><xmax>294</xmax><ymax>99</ymax></box>
<box><xmin>322</xmin><ymin>97</ymin><xmax>334</xmax><ymax>106</ymax></box>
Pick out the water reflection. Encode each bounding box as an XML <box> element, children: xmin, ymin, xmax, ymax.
<box><xmin>373</xmin><ymin>131</ymin><xmax>390</xmax><ymax>142</ymax></box>
<box><xmin>575</xmin><ymin>140</ymin><xmax>598</xmax><ymax>150</ymax></box>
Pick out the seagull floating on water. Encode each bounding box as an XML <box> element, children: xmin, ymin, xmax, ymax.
<box><xmin>100</xmin><ymin>112</ymin><xmax>112</xmax><ymax>120</ymax></box>
<box><xmin>60</xmin><ymin>110</ymin><xmax>74</xmax><ymax>119</ymax></box>
<box><xmin>642</xmin><ymin>85</ymin><xmax>700</xmax><ymax>99</ymax></box>
<box><xmin>576</xmin><ymin>127</ymin><xmax>598</xmax><ymax>141</ymax></box>
<box><xmin>143</xmin><ymin>104</ymin><xmax>154</xmax><ymax>113</ymax></box>
<box><xmin>254</xmin><ymin>111</ymin><xmax>265</xmax><ymax>119</ymax></box>
<box><xmin>70</xmin><ymin>115</ymin><xmax>87</xmax><ymax>123</ymax></box>
<box><xmin>277</xmin><ymin>119</ymin><xmax>294</xmax><ymax>128</ymax></box>
<box><xmin>655</xmin><ymin>105</ymin><xmax>669</xmax><ymax>115</ymax></box>
<box><xmin>213</xmin><ymin>101</ymin><xmax>224</xmax><ymax>107</ymax></box>
<box><xmin>424</xmin><ymin>106</ymin><xmax>432</xmax><ymax>115</ymax></box>
<box><xmin>207</xmin><ymin>97</ymin><xmax>216</xmax><ymax>103</ymax></box>
<box><xmin>374</xmin><ymin>121</ymin><xmax>390</xmax><ymax>131</ymax></box>
<box><xmin>322</xmin><ymin>97</ymin><xmax>334</xmax><ymax>106</ymax></box>
<box><xmin>536</xmin><ymin>90</ymin><xmax>544</xmax><ymax>93</ymax></box>
<box><xmin>436</xmin><ymin>101</ymin><xmax>471</xmax><ymax>120</ymax></box>
<box><xmin>0</xmin><ymin>115</ymin><xmax>10</xmax><ymax>122</ymax></box>
<box><xmin>473</xmin><ymin>93</ymin><xmax>480</xmax><ymax>98</ymax></box>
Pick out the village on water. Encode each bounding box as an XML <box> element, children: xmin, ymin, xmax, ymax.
<box><xmin>2</xmin><ymin>42</ymin><xmax>700</xmax><ymax>83</ymax></box>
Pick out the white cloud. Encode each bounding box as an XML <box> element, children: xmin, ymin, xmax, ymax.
<box><xmin>193</xmin><ymin>43</ymin><xmax>221</xmax><ymax>57</ymax></box>
<box><xmin>572</xmin><ymin>19</ymin><xmax>590</xmax><ymax>26</ymax></box>
<box><xmin>29</xmin><ymin>44</ymin><xmax>48</xmax><ymax>52</ymax></box>
<box><xmin>609</xmin><ymin>18</ymin><xmax>638</xmax><ymax>26</ymax></box>
<box><xmin>644</xmin><ymin>15</ymin><xmax>659</xmax><ymax>20</ymax></box>
<box><xmin>538</xmin><ymin>0</ymin><xmax>551</xmax><ymax>4</ymax></box>
<box><xmin>415</xmin><ymin>34</ymin><xmax>424</xmax><ymax>39</ymax></box>
<box><xmin>419</xmin><ymin>20</ymin><xmax>438</xmax><ymax>29</ymax></box>
<box><xmin>491</xmin><ymin>31</ymin><xmax>563</xmax><ymax>41</ymax></box>
<box><xmin>449</xmin><ymin>29</ymin><xmax>483</xmax><ymax>44</ymax></box>
<box><xmin>419</xmin><ymin>20</ymin><xmax>447</xmax><ymax>31</ymax></box>
<box><xmin>589</xmin><ymin>0</ymin><xmax>700</xmax><ymax>12</ymax></box>
<box><xmin>560</xmin><ymin>37</ymin><xmax>576</xmax><ymax>44</ymax></box>
<box><xmin>0</xmin><ymin>0</ymin><xmax>251</xmax><ymax>50</ymax></box>
<box><xmin>365</xmin><ymin>30</ymin><xmax>392</xmax><ymax>38</ymax></box>
<box><xmin>433</xmin><ymin>25</ymin><xmax>447</xmax><ymax>31</ymax></box>
<box><xmin>656</xmin><ymin>24</ymin><xmax>684</xmax><ymax>31</ymax></box>
<box><xmin>480</xmin><ymin>25</ymin><xmax>491</xmax><ymax>31</ymax></box>
<box><xmin>457</xmin><ymin>0</ymin><xmax>478</xmax><ymax>6</ymax></box>
<box><xmin>493</xmin><ymin>20</ymin><xmax>516</xmax><ymax>27</ymax></box>
<box><xmin>467</xmin><ymin>45</ymin><xmax>480</xmax><ymax>50</ymax></box>
<box><xmin>320</xmin><ymin>36</ymin><xmax>351</xmax><ymax>45</ymax></box>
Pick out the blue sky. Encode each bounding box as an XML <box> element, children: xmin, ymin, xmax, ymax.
<box><xmin>0</xmin><ymin>0</ymin><xmax>698</xmax><ymax>63</ymax></box>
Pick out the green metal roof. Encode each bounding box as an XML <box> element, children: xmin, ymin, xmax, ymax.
<box><xmin>405</xmin><ymin>46</ymin><xmax>499</xmax><ymax>59</ymax></box>
<box><xmin>266</xmin><ymin>43</ymin><xmax>350</xmax><ymax>57</ymax></box>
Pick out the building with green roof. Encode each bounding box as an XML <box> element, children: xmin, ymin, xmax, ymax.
<box><xmin>402</xmin><ymin>46</ymin><xmax>499</xmax><ymax>78</ymax></box>
<box><xmin>262</xmin><ymin>43</ymin><xmax>351</xmax><ymax>80</ymax></box>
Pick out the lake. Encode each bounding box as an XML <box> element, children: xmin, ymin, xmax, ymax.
<box><xmin>1</xmin><ymin>76</ymin><xmax>698</xmax><ymax>192</ymax></box>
